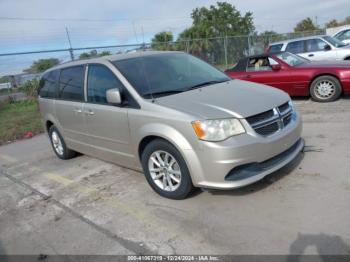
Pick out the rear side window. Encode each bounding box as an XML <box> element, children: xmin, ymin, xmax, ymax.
<box><xmin>268</xmin><ymin>44</ymin><xmax>283</xmax><ymax>53</ymax></box>
<box><xmin>247</xmin><ymin>57</ymin><xmax>271</xmax><ymax>71</ymax></box>
<box><xmin>87</xmin><ymin>65</ymin><xmax>124</xmax><ymax>104</ymax></box>
<box><xmin>58</xmin><ymin>66</ymin><xmax>84</xmax><ymax>101</ymax></box>
<box><xmin>39</xmin><ymin>70</ymin><xmax>58</xmax><ymax>98</ymax></box>
<box><xmin>306</xmin><ymin>38</ymin><xmax>327</xmax><ymax>52</ymax></box>
<box><xmin>335</xmin><ymin>29</ymin><xmax>350</xmax><ymax>41</ymax></box>
<box><xmin>286</xmin><ymin>40</ymin><xmax>305</xmax><ymax>54</ymax></box>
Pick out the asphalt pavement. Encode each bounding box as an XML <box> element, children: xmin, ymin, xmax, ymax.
<box><xmin>0</xmin><ymin>98</ymin><xmax>349</xmax><ymax>256</ymax></box>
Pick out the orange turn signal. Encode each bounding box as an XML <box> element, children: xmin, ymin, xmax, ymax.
<box><xmin>191</xmin><ymin>121</ymin><xmax>205</xmax><ymax>139</ymax></box>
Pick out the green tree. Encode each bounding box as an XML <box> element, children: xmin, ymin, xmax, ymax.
<box><xmin>325</xmin><ymin>17</ymin><xmax>350</xmax><ymax>28</ymax></box>
<box><xmin>79</xmin><ymin>52</ymin><xmax>91</xmax><ymax>59</ymax></box>
<box><xmin>338</xmin><ymin>16</ymin><xmax>350</xmax><ymax>26</ymax></box>
<box><xmin>294</xmin><ymin>17</ymin><xmax>320</xmax><ymax>32</ymax></box>
<box><xmin>24</xmin><ymin>58</ymin><xmax>59</xmax><ymax>73</ymax></box>
<box><xmin>176</xmin><ymin>1</ymin><xmax>255</xmax><ymax>64</ymax></box>
<box><xmin>151</xmin><ymin>31</ymin><xmax>174</xmax><ymax>50</ymax></box>
<box><xmin>343</xmin><ymin>16</ymin><xmax>350</xmax><ymax>25</ymax></box>
<box><xmin>178</xmin><ymin>2</ymin><xmax>254</xmax><ymax>39</ymax></box>
<box><xmin>257</xmin><ymin>31</ymin><xmax>282</xmax><ymax>50</ymax></box>
<box><xmin>99</xmin><ymin>51</ymin><xmax>111</xmax><ymax>56</ymax></box>
<box><xmin>0</xmin><ymin>75</ymin><xmax>9</xmax><ymax>84</ymax></box>
<box><xmin>19</xmin><ymin>79</ymin><xmax>40</xmax><ymax>98</ymax></box>
<box><xmin>325</xmin><ymin>19</ymin><xmax>339</xmax><ymax>28</ymax></box>
<box><xmin>79</xmin><ymin>50</ymin><xmax>111</xmax><ymax>59</ymax></box>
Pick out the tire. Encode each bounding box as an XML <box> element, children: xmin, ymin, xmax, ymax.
<box><xmin>48</xmin><ymin>126</ymin><xmax>77</xmax><ymax>160</ymax></box>
<box><xmin>310</xmin><ymin>75</ymin><xmax>342</xmax><ymax>102</ymax></box>
<box><xmin>141</xmin><ymin>139</ymin><xmax>194</xmax><ymax>199</ymax></box>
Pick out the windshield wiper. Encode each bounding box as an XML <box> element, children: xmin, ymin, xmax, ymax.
<box><xmin>142</xmin><ymin>90</ymin><xmax>184</xmax><ymax>98</ymax></box>
<box><xmin>185</xmin><ymin>79</ymin><xmax>230</xmax><ymax>91</ymax></box>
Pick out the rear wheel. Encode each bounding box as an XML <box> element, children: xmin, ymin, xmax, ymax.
<box><xmin>49</xmin><ymin>126</ymin><xmax>77</xmax><ymax>160</ymax></box>
<box><xmin>310</xmin><ymin>75</ymin><xmax>342</xmax><ymax>102</ymax></box>
<box><xmin>141</xmin><ymin>139</ymin><xmax>194</xmax><ymax>199</ymax></box>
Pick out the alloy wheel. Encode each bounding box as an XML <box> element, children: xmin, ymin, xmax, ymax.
<box><xmin>51</xmin><ymin>131</ymin><xmax>64</xmax><ymax>156</ymax></box>
<box><xmin>315</xmin><ymin>80</ymin><xmax>335</xmax><ymax>100</ymax></box>
<box><xmin>148</xmin><ymin>150</ymin><xmax>182</xmax><ymax>192</ymax></box>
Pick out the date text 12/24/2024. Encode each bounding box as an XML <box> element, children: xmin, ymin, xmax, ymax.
<box><xmin>127</xmin><ymin>256</ymin><xmax>220</xmax><ymax>261</ymax></box>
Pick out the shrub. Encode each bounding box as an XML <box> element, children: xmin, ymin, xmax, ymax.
<box><xmin>19</xmin><ymin>79</ymin><xmax>40</xmax><ymax>98</ymax></box>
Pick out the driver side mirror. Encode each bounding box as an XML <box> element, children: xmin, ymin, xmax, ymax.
<box><xmin>271</xmin><ymin>64</ymin><xmax>281</xmax><ymax>71</ymax></box>
<box><xmin>106</xmin><ymin>88</ymin><xmax>122</xmax><ymax>105</ymax></box>
<box><xmin>324</xmin><ymin>44</ymin><xmax>331</xmax><ymax>51</ymax></box>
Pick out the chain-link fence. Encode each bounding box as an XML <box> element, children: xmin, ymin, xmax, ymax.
<box><xmin>0</xmin><ymin>29</ymin><xmax>325</xmax><ymax>88</ymax></box>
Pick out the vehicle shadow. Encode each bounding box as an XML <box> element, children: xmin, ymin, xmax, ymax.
<box><xmin>203</xmin><ymin>151</ymin><xmax>304</xmax><ymax>197</ymax></box>
<box><xmin>291</xmin><ymin>96</ymin><xmax>350</xmax><ymax>102</ymax></box>
<box><xmin>0</xmin><ymin>241</ymin><xmax>9</xmax><ymax>262</ymax></box>
<box><xmin>287</xmin><ymin>232</ymin><xmax>350</xmax><ymax>261</ymax></box>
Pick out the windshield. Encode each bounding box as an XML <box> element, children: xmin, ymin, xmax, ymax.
<box><xmin>322</xmin><ymin>36</ymin><xmax>347</xmax><ymax>48</ymax></box>
<box><xmin>113</xmin><ymin>53</ymin><xmax>230</xmax><ymax>98</ymax></box>
<box><xmin>275</xmin><ymin>52</ymin><xmax>309</xmax><ymax>66</ymax></box>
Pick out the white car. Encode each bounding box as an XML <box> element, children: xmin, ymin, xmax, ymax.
<box><xmin>333</xmin><ymin>27</ymin><xmax>350</xmax><ymax>45</ymax></box>
<box><xmin>268</xmin><ymin>35</ymin><xmax>350</xmax><ymax>61</ymax></box>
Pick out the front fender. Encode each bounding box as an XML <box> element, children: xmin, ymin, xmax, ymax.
<box><xmin>133</xmin><ymin>123</ymin><xmax>204</xmax><ymax>185</ymax></box>
<box><xmin>135</xmin><ymin>123</ymin><xmax>194</xmax><ymax>152</ymax></box>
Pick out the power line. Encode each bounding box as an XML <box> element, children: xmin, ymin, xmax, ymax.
<box><xmin>0</xmin><ymin>16</ymin><xmax>191</xmax><ymax>22</ymax></box>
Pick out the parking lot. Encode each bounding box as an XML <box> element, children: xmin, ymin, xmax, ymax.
<box><xmin>0</xmin><ymin>98</ymin><xmax>349</xmax><ymax>256</ymax></box>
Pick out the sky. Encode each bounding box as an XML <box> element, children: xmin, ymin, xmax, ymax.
<box><xmin>0</xmin><ymin>0</ymin><xmax>349</xmax><ymax>76</ymax></box>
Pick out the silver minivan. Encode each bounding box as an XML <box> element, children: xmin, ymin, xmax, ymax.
<box><xmin>39</xmin><ymin>51</ymin><xmax>304</xmax><ymax>199</ymax></box>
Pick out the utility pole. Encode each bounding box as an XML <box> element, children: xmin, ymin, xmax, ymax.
<box><xmin>65</xmin><ymin>27</ymin><xmax>74</xmax><ymax>60</ymax></box>
<box><xmin>141</xmin><ymin>26</ymin><xmax>145</xmax><ymax>50</ymax></box>
<box><xmin>314</xmin><ymin>16</ymin><xmax>318</xmax><ymax>29</ymax></box>
<box><xmin>132</xmin><ymin>20</ymin><xmax>139</xmax><ymax>44</ymax></box>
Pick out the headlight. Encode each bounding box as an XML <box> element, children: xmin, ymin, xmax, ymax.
<box><xmin>192</xmin><ymin>118</ymin><xmax>245</xmax><ymax>141</ymax></box>
<box><xmin>288</xmin><ymin>100</ymin><xmax>297</xmax><ymax>115</ymax></box>
<box><xmin>288</xmin><ymin>100</ymin><xmax>295</xmax><ymax>110</ymax></box>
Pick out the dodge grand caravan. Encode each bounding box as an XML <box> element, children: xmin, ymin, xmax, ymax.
<box><xmin>38</xmin><ymin>51</ymin><xmax>304</xmax><ymax>199</ymax></box>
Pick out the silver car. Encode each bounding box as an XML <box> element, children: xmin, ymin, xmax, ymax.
<box><xmin>333</xmin><ymin>26</ymin><xmax>350</xmax><ymax>45</ymax></box>
<box><xmin>268</xmin><ymin>35</ymin><xmax>350</xmax><ymax>61</ymax></box>
<box><xmin>38</xmin><ymin>51</ymin><xmax>304</xmax><ymax>199</ymax></box>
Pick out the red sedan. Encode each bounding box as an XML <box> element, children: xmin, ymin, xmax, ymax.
<box><xmin>225</xmin><ymin>52</ymin><xmax>350</xmax><ymax>102</ymax></box>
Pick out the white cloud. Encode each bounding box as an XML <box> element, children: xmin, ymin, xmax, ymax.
<box><xmin>0</xmin><ymin>0</ymin><xmax>348</xmax><ymax>75</ymax></box>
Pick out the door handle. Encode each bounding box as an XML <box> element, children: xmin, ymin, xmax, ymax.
<box><xmin>308</xmin><ymin>54</ymin><xmax>314</xmax><ymax>57</ymax></box>
<box><xmin>246</xmin><ymin>75</ymin><xmax>252</xmax><ymax>78</ymax></box>
<box><xmin>85</xmin><ymin>110</ymin><xmax>95</xmax><ymax>116</ymax></box>
<box><xmin>74</xmin><ymin>108</ymin><xmax>82</xmax><ymax>113</ymax></box>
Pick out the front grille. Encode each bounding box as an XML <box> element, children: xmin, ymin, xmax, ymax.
<box><xmin>246</xmin><ymin>110</ymin><xmax>274</xmax><ymax>125</ymax></box>
<box><xmin>283</xmin><ymin>114</ymin><xmax>292</xmax><ymax>126</ymax></box>
<box><xmin>246</xmin><ymin>101</ymin><xmax>293</xmax><ymax>137</ymax></box>
<box><xmin>278</xmin><ymin>102</ymin><xmax>290</xmax><ymax>114</ymax></box>
<box><xmin>255</xmin><ymin>122</ymin><xmax>279</xmax><ymax>136</ymax></box>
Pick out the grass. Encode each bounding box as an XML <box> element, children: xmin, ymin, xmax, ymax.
<box><xmin>0</xmin><ymin>99</ymin><xmax>44</xmax><ymax>145</ymax></box>
<box><xmin>0</xmin><ymin>88</ymin><xmax>12</xmax><ymax>96</ymax></box>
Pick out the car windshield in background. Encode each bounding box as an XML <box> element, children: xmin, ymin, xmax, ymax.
<box><xmin>322</xmin><ymin>36</ymin><xmax>347</xmax><ymax>48</ymax></box>
<box><xmin>276</xmin><ymin>52</ymin><xmax>308</xmax><ymax>66</ymax></box>
<box><xmin>113</xmin><ymin>53</ymin><xmax>230</xmax><ymax>98</ymax></box>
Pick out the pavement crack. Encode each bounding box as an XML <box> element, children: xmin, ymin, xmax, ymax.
<box><xmin>302</xmin><ymin>145</ymin><xmax>323</xmax><ymax>153</ymax></box>
<box><xmin>0</xmin><ymin>168</ymin><xmax>154</xmax><ymax>255</ymax></box>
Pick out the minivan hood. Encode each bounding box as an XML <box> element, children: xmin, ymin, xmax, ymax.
<box><xmin>154</xmin><ymin>79</ymin><xmax>290</xmax><ymax>119</ymax></box>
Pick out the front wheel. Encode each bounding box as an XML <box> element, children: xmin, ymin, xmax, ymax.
<box><xmin>49</xmin><ymin>126</ymin><xmax>77</xmax><ymax>160</ymax></box>
<box><xmin>141</xmin><ymin>139</ymin><xmax>194</xmax><ymax>199</ymax></box>
<box><xmin>310</xmin><ymin>75</ymin><xmax>342</xmax><ymax>102</ymax></box>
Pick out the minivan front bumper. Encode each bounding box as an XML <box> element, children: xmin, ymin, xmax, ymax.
<box><xmin>186</xmin><ymin>111</ymin><xmax>303</xmax><ymax>189</ymax></box>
